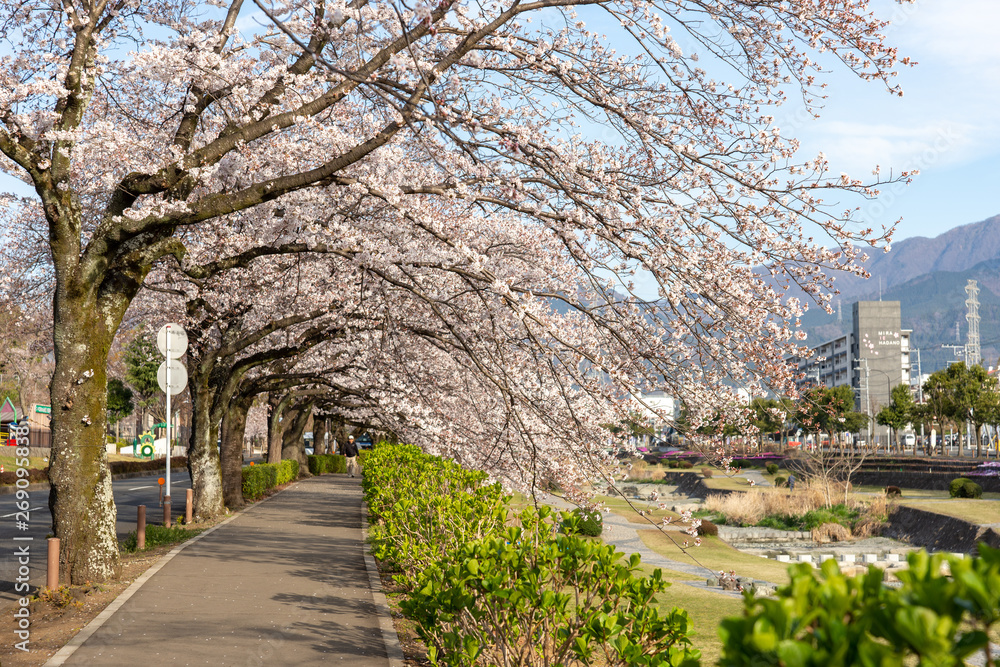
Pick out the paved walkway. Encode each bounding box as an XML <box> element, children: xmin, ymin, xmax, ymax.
<box><xmin>50</xmin><ymin>475</ymin><xmax>396</xmax><ymax>666</ymax></box>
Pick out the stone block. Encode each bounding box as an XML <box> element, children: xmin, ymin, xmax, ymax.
<box><xmin>776</xmin><ymin>554</ymin><xmax>790</xmax><ymax>563</ymax></box>
<box><xmin>886</xmin><ymin>553</ymin><xmax>901</xmax><ymax>563</ymax></box>
<box><xmin>819</xmin><ymin>554</ymin><xmax>835</xmax><ymax>563</ymax></box>
<box><xmin>840</xmin><ymin>553</ymin><xmax>856</xmax><ymax>564</ymax></box>
<box><xmin>797</xmin><ymin>554</ymin><xmax>812</xmax><ymax>563</ymax></box>
<box><xmin>863</xmin><ymin>553</ymin><xmax>878</xmax><ymax>564</ymax></box>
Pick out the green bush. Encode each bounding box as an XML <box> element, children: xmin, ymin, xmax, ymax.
<box><xmin>276</xmin><ymin>458</ymin><xmax>298</xmax><ymax>485</ymax></box>
<box><xmin>677</xmin><ymin>460</ymin><xmax>694</xmax><ymax>469</ymax></box>
<box><xmin>766</xmin><ymin>463</ymin><xmax>779</xmax><ymax>475</ymax></box>
<box><xmin>720</xmin><ymin>547</ymin><xmax>1000</xmax><ymax>666</ymax></box>
<box><xmin>774</xmin><ymin>476</ymin><xmax>786</xmax><ymax>487</ymax></box>
<box><xmin>950</xmin><ymin>477</ymin><xmax>972</xmax><ymax>498</ymax></box>
<box><xmin>563</xmin><ymin>508</ymin><xmax>603</xmax><ymax>537</ymax></box>
<box><xmin>960</xmin><ymin>481</ymin><xmax>983</xmax><ymax>499</ymax></box>
<box><xmin>401</xmin><ymin>507</ymin><xmax>699</xmax><ymax>667</ymax></box>
<box><xmin>307</xmin><ymin>454</ymin><xmax>346</xmax><ymax>475</ymax></box>
<box><xmin>241</xmin><ymin>459</ymin><xmax>299</xmax><ymax>500</ymax></box>
<box><xmin>121</xmin><ymin>524</ymin><xmax>202</xmax><ymax>553</ymax></box>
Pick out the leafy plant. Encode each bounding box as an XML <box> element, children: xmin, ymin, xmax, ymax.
<box><xmin>720</xmin><ymin>546</ymin><xmax>1000</xmax><ymax>666</ymax></box>
<box><xmin>950</xmin><ymin>477</ymin><xmax>972</xmax><ymax>498</ymax></box>
<box><xmin>766</xmin><ymin>463</ymin><xmax>779</xmax><ymax>475</ymax></box>
<box><xmin>402</xmin><ymin>507</ymin><xmax>700</xmax><ymax>667</ymax></box>
<box><xmin>563</xmin><ymin>507</ymin><xmax>603</xmax><ymax>537</ymax></box>
<box><xmin>37</xmin><ymin>585</ymin><xmax>81</xmax><ymax>610</ymax></box>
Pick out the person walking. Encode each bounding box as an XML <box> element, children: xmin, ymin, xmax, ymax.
<box><xmin>344</xmin><ymin>434</ymin><xmax>360</xmax><ymax>478</ymax></box>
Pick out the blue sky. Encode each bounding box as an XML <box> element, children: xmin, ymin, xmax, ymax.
<box><xmin>779</xmin><ymin>0</ymin><xmax>1000</xmax><ymax>242</ymax></box>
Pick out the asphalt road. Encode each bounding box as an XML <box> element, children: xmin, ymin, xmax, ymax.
<box><xmin>0</xmin><ymin>470</ymin><xmax>192</xmax><ymax>604</ymax></box>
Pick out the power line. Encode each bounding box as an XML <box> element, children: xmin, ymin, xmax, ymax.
<box><xmin>966</xmin><ymin>279</ymin><xmax>981</xmax><ymax>366</ymax></box>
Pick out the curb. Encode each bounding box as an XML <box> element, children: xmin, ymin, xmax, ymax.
<box><xmin>41</xmin><ymin>484</ymin><xmax>289</xmax><ymax>666</ymax></box>
<box><xmin>361</xmin><ymin>505</ymin><xmax>406</xmax><ymax>667</ymax></box>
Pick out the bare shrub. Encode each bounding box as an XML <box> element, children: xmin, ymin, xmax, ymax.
<box><xmin>812</xmin><ymin>522</ymin><xmax>851</xmax><ymax>542</ymax></box>
<box><xmin>705</xmin><ymin>485</ymin><xmax>828</xmax><ymax>526</ymax></box>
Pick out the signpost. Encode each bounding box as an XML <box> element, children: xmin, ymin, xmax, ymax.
<box><xmin>156</xmin><ymin>323</ymin><xmax>188</xmax><ymax>527</ymax></box>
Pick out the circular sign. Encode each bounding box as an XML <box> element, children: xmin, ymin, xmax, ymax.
<box><xmin>157</xmin><ymin>360</ymin><xmax>188</xmax><ymax>395</ymax></box>
<box><xmin>157</xmin><ymin>324</ymin><xmax>188</xmax><ymax>359</ymax></box>
<box><xmin>140</xmin><ymin>444</ymin><xmax>154</xmax><ymax>458</ymax></box>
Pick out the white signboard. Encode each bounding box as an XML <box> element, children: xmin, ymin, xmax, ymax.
<box><xmin>157</xmin><ymin>324</ymin><xmax>188</xmax><ymax>359</ymax></box>
<box><xmin>157</xmin><ymin>360</ymin><xmax>188</xmax><ymax>395</ymax></box>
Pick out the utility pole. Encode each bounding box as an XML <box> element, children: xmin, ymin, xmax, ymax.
<box><xmin>915</xmin><ymin>348</ymin><xmax>925</xmax><ymax>452</ymax></box>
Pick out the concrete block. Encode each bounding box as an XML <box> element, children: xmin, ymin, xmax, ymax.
<box><xmin>797</xmin><ymin>554</ymin><xmax>812</xmax><ymax>563</ymax></box>
<box><xmin>819</xmin><ymin>554</ymin><xmax>835</xmax><ymax>563</ymax></box>
<box><xmin>863</xmin><ymin>553</ymin><xmax>878</xmax><ymax>564</ymax></box>
<box><xmin>777</xmin><ymin>554</ymin><xmax>790</xmax><ymax>563</ymax></box>
<box><xmin>840</xmin><ymin>553</ymin><xmax>856</xmax><ymax>564</ymax></box>
<box><xmin>886</xmin><ymin>553</ymin><xmax>901</xmax><ymax>563</ymax></box>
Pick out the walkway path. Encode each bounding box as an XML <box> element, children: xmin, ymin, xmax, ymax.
<box><xmin>48</xmin><ymin>475</ymin><xmax>399</xmax><ymax>666</ymax></box>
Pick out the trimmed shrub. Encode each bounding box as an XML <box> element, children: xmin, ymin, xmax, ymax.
<box><xmin>563</xmin><ymin>508</ymin><xmax>603</xmax><ymax>537</ymax></box>
<box><xmin>307</xmin><ymin>454</ymin><xmax>347</xmax><ymax>475</ymax></box>
<box><xmin>697</xmin><ymin>519</ymin><xmax>718</xmax><ymax>537</ymax></box>
<box><xmin>885</xmin><ymin>485</ymin><xmax>902</xmax><ymax>497</ymax></box>
<box><xmin>701</xmin><ymin>467</ymin><xmax>714</xmax><ymax>478</ymax></box>
<box><xmin>950</xmin><ymin>477</ymin><xmax>972</xmax><ymax>498</ymax></box>
<box><xmin>766</xmin><ymin>463</ymin><xmax>779</xmax><ymax>475</ymax></box>
<box><xmin>121</xmin><ymin>524</ymin><xmax>202</xmax><ymax>553</ymax></box>
<box><xmin>960</xmin><ymin>481</ymin><xmax>983</xmax><ymax>499</ymax></box>
<box><xmin>774</xmin><ymin>476</ymin><xmax>787</xmax><ymax>488</ymax></box>
<box><xmin>677</xmin><ymin>460</ymin><xmax>694</xmax><ymax>469</ymax></box>
<box><xmin>241</xmin><ymin>459</ymin><xmax>299</xmax><ymax>500</ymax></box>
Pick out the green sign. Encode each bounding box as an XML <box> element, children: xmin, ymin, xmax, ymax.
<box><xmin>35</xmin><ymin>405</ymin><xmax>51</xmax><ymax>414</ymax></box>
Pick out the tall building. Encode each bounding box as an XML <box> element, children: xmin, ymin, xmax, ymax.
<box><xmin>791</xmin><ymin>301</ymin><xmax>912</xmax><ymax>437</ymax></box>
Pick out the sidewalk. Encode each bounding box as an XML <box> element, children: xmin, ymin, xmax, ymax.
<box><xmin>48</xmin><ymin>474</ymin><xmax>398</xmax><ymax>666</ymax></box>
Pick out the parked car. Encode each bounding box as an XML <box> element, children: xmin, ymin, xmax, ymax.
<box><xmin>902</xmin><ymin>433</ymin><xmax>916</xmax><ymax>448</ymax></box>
<box><xmin>355</xmin><ymin>434</ymin><xmax>374</xmax><ymax>450</ymax></box>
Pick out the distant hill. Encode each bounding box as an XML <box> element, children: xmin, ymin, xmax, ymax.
<box><xmin>825</xmin><ymin>214</ymin><xmax>1000</xmax><ymax>302</ymax></box>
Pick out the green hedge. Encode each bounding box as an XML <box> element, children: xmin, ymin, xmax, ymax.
<box><xmin>242</xmin><ymin>459</ymin><xmax>300</xmax><ymax>500</ymax></box>
<box><xmin>307</xmin><ymin>454</ymin><xmax>346</xmax><ymax>475</ymax></box>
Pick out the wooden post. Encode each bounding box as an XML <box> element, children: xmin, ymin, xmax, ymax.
<box><xmin>137</xmin><ymin>505</ymin><xmax>146</xmax><ymax>550</ymax></box>
<box><xmin>46</xmin><ymin>538</ymin><xmax>59</xmax><ymax>589</ymax></box>
<box><xmin>185</xmin><ymin>488</ymin><xmax>193</xmax><ymax>525</ymax></box>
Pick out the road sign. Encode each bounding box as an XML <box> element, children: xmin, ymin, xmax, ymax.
<box><xmin>35</xmin><ymin>404</ymin><xmax>51</xmax><ymax>414</ymax></box>
<box><xmin>157</xmin><ymin>360</ymin><xmax>188</xmax><ymax>395</ymax></box>
<box><xmin>157</xmin><ymin>324</ymin><xmax>188</xmax><ymax>359</ymax></box>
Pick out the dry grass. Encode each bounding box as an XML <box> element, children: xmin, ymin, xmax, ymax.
<box><xmin>704</xmin><ymin>485</ymin><xmax>830</xmax><ymax>526</ymax></box>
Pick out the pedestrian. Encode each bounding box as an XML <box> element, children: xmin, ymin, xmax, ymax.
<box><xmin>788</xmin><ymin>474</ymin><xmax>796</xmax><ymax>492</ymax></box>
<box><xmin>343</xmin><ymin>434</ymin><xmax>360</xmax><ymax>478</ymax></box>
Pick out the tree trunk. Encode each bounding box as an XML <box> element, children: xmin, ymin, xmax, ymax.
<box><xmin>266</xmin><ymin>392</ymin><xmax>291</xmax><ymax>464</ymax></box>
<box><xmin>282</xmin><ymin>401</ymin><xmax>314</xmax><ymax>476</ymax></box>
<box><xmin>49</xmin><ymin>301</ymin><xmax>120</xmax><ymax>583</ymax></box>
<box><xmin>221</xmin><ymin>394</ymin><xmax>252</xmax><ymax>509</ymax></box>
<box><xmin>313</xmin><ymin>413</ymin><xmax>328</xmax><ymax>455</ymax></box>
<box><xmin>186</xmin><ymin>369</ymin><xmax>225</xmax><ymax>521</ymax></box>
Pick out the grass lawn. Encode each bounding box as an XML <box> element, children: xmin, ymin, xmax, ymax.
<box><xmin>898</xmin><ymin>499</ymin><xmax>1000</xmax><ymax>525</ymax></box>
<box><xmin>637</xmin><ymin>530</ymin><xmax>795</xmax><ymax>585</ymax></box>
<box><xmin>596</xmin><ymin>495</ymin><xmax>681</xmax><ymax>525</ymax></box>
<box><xmin>0</xmin><ymin>455</ymin><xmax>51</xmax><ymax>470</ymax></box>
<box><xmin>659</xmin><ymin>580</ymin><xmax>742</xmax><ymax>664</ymax></box>
<box><xmin>703</xmin><ymin>476</ymin><xmax>757</xmax><ymax>491</ymax></box>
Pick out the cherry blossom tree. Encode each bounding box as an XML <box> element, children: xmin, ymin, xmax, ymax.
<box><xmin>0</xmin><ymin>0</ymin><xmax>912</xmax><ymax>581</ymax></box>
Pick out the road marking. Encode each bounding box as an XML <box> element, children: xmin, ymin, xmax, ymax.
<box><xmin>1</xmin><ymin>506</ymin><xmax>46</xmax><ymax>518</ymax></box>
<box><xmin>128</xmin><ymin>486</ymin><xmax>153</xmax><ymax>491</ymax></box>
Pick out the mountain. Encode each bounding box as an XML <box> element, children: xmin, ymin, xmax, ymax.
<box><xmin>799</xmin><ymin>252</ymin><xmax>1000</xmax><ymax>373</ymax></box>
<box><xmin>825</xmin><ymin>214</ymin><xmax>1000</xmax><ymax>302</ymax></box>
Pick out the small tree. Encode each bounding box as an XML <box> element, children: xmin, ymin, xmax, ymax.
<box><xmin>106</xmin><ymin>379</ymin><xmax>134</xmax><ymax>443</ymax></box>
<box><xmin>123</xmin><ymin>332</ymin><xmax>164</xmax><ymax>428</ymax></box>
<box><xmin>876</xmin><ymin>384</ymin><xmax>917</xmax><ymax>453</ymax></box>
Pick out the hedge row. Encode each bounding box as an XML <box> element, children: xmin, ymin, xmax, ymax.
<box><xmin>0</xmin><ymin>456</ymin><xmax>188</xmax><ymax>486</ymax></box>
<box><xmin>307</xmin><ymin>454</ymin><xmax>346</xmax><ymax>475</ymax></box>
<box><xmin>241</xmin><ymin>459</ymin><xmax>299</xmax><ymax>500</ymax></box>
